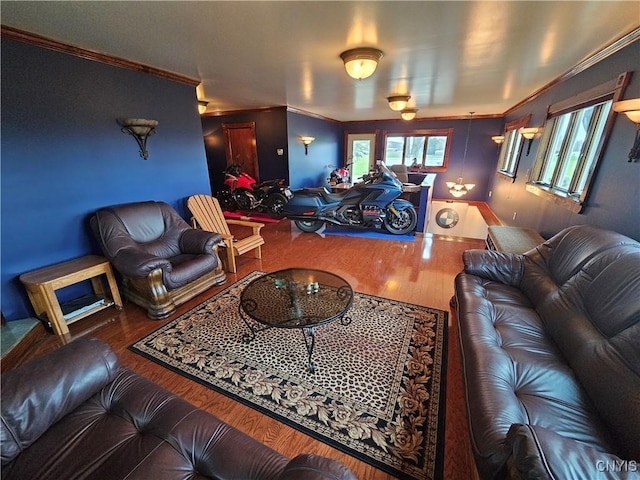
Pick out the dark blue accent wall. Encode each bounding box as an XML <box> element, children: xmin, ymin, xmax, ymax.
<box><xmin>488</xmin><ymin>40</ymin><xmax>640</xmax><ymax>240</ymax></box>
<box><xmin>342</xmin><ymin>117</ymin><xmax>504</xmax><ymax>200</ymax></box>
<box><xmin>286</xmin><ymin>111</ymin><xmax>343</xmax><ymax>188</ymax></box>
<box><xmin>1</xmin><ymin>39</ymin><xmax>212</xmax><ymax>321</ymax></box>
<box><xmin>201</xmin><ymin>108</ymin><xmax>290</xmax><ymax>193</ymax></box>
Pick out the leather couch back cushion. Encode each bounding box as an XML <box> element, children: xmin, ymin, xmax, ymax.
<box><xmin>109</xmin><ymin>201</ymin><xmax>166</xmax><ymax>243</ymax></box>
<box><xmin>538</xmin><ymin>252</ymin><xmax>640</xmax><ymax>460</ymax></box>
<box><xmin>546</xmin><ymin>225</ymin><xmax>634</xmax><ymax>285</ymax></box>
<box><xmin>1</xmin><ymin>338</ymin><xmax>120</xmax><ymax>464</ymax></box>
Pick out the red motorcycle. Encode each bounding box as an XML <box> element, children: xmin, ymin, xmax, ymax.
<box><xmin>217</xmin><ymin>164</ymin><xmax>291</xmax><ymax>219</ymax></box>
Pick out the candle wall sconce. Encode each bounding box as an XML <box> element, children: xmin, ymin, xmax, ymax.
<box><xmin>117</xmin><ymin>118</ymin><xmax>158</xmax><ymax>160</ymax></box>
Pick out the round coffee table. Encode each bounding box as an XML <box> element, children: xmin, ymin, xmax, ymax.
<box><xmin>239</xmin><ymin>268</ymin><xmax>353</xmax><ymax>372</ymax></box>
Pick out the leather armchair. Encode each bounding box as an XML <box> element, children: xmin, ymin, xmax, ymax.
<box><xmin>90</xmin><ymin>201</ymin><xmax>226</xmax><ymax>319</ymax></box>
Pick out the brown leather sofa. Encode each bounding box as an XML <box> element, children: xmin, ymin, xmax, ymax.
<box><xmin>1</xmin><ymin>337</ymin><xmax>357</xmax><ymax>480</ymax></box>
<box><xmin>454</xmin><ymin>225</ymin><xmax>640</xmax><ymax>479</ymax></box>
<box><xmin>90</xmin><ymin>201</ymin><xmax>227</xmax><ymax>320</ymax></box>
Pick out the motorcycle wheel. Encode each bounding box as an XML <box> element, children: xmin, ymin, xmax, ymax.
<box><xmin>384</xmin><ymin>206</ymin><xmax>418</xmax><ymax>235</ymax></box>
<box><xmin>266</xmin><ymin>193</ymin><xmax>288</xmax><ymax>219</ymax></box>
<box><xmin>294</xmin><ymin>219</ymin><xmax>324</xmax><ymax>233</ymax></box>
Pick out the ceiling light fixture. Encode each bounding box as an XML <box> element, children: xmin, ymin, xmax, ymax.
<box><xmin>340</xmin><ymin>47</ymin><xmax>383</xmax><ymax>80</ymax></box>
<box><xmin>613</xmin><ymin>98</ymin><xmax>640</xmax><ymax>162</ymax></box>
<box><xmin>400</xmin><ymin>109</ymin><xmax>418</xmax><ymax>121</ymax></box>
<box><xmin>446</xmin><ymin>112</ymin><xmax>475</xmax><ymax>198</ymax></box>
<box><xmin>387</xmin><ymin>95</ymin><xmax>411</xmax><ymax>112</ymax></box>
<box><xmin>117</xmin><ymin>118</ymin><xmax>158</xmax><ymax>160</ymax></box>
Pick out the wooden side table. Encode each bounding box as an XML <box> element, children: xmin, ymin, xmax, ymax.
<box><xmin>20</xmin><ymin>255</ymin><xmax>123</xmax><ymax>336</ymax></box>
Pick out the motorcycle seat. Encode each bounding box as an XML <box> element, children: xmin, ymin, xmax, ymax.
<box><xmin>298</xmin><ymin>187</ymin><xmax>348</xmax><ymax>203</ymax></box>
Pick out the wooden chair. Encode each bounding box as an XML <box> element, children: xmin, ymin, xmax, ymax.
<box><xmin>187</xmin><ymin>194</ymin><xmax>265</xmax><ymax>273</ymax></box>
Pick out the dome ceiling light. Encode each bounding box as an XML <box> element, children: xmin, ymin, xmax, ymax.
<box><xmin>387</xmin><ymin>95</ymin><xmax>411</xmax><ymax>112</ymax></box>
<box><xmin>340</xmin><ymin>47</ymin><xmax>383</xmax><ymax>80</ymax></box>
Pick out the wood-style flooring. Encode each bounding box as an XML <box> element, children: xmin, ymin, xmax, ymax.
<box><xmin>3</xmin><ymin>216</ymin><xmax>490</xmax><ymax>479</ymax></box>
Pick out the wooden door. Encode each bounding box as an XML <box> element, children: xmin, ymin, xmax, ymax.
<box><xmin>222</xmin><ymin>122</ymin><xmax>260</xmax><ymax>182</ymax></box>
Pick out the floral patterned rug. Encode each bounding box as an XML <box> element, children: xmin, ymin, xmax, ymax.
<box><xmin>130</xmin><ymin>271</ymin><xmax>447</xmax><ymax>480</ymax></box>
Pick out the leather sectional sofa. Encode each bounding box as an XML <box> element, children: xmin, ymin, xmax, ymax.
<box><xmin>454</xmin><ymin>224</ymin><xmax>640</xmax><ymax>479</ymax></box>
<box><xmin>1</xmin><ymin>337</ymin><xmax>357</xmax><ymax>480</ymax></box>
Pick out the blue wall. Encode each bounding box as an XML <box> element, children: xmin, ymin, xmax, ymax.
<box><xmin>1</xmin><ymin>39</ymin><xmax>212</xmax><ymax>321</ymax></box>
<box><xmin>201</xmin><ymin>108</ymin><xmax>290</xmax><ymax>193</ymax></box>
<box><xmin>286</xmin><ymin>111</ymin><xmax>343</xmax><ymax>188</ymax></box>
<box><xmin>342</xmin><ymin>117</ymin><xmax>504</xmax><ymax>200</ymax></box>
<box><xmin>488</xmin><ymin>40</ymin><xmax>640</xmax><ymax>240</ymax></box>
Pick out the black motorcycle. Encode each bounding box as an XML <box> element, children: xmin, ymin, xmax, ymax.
<box><xmin>217</xmin><ymin>164</ymin><xmax>292</xmax><ymax>219</ymax></box>
<box><xmin>283</xmin><ymin>163</ymin><xmax>418</xmax><ymax>235</ymax></box>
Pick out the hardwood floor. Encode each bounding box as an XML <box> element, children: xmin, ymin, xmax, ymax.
<box><xmin>3</xmin><ymin>219</ymin><xmax>485</xmax><ymax>479</ymax></box>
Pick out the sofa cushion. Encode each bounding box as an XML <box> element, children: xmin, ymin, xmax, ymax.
<box><xmin>1</xmin><ymin>338</ymin><xmax>119</xmax><ymax>465</ymax></box>
<box><xmin>537</xmin><ymin>251</ymin><xmax>640</xmax><ymax>461</ymax></box>
<box><xmin>519</xmin><ymin>225</ymin><xmax>637</xmax><ymax>306</ymax></box>
<box><xmin>505</xmin><ymin>424</ymin><xmax>637</xmax><ymax>480</ymax></box>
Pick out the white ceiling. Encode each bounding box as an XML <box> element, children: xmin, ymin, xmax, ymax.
<box><xmin>2</xmin><ymin>1</ymin><xmax>639</xmax><ymax>121</ymax></box>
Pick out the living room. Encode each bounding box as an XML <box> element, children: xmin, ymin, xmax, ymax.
<box><xmin>1</xmin><ymin>3</ymin><xmax>639</xmax><ymax>479</ymax></box>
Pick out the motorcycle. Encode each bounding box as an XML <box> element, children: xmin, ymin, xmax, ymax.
<box><xmin>217</xmin><ymin>164</ymin><xmax>292</xmax><ymax>219</ymax></box>
<box><xmin>283</xmin><ymin>163</ymin><xmax>418</xmax><ymax>235</ymax></box>
<box><xmin>328</xmin><ymin>164</ymin><xmax>350</xmax><ymax>187</ymax></box>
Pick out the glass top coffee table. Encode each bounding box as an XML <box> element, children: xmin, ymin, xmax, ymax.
<box><xmin>239</xmin><ymin>268</ymin><xmax>353</xmax><ymax>372</ymax></box>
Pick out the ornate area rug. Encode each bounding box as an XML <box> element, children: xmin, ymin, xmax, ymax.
<box><xmin>130</xmin><ymin>271</ymin><xmax>447</xmax><ymax>480</ymax></box>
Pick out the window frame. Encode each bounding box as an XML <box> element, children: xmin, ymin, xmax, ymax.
<box><xmin>526</xmin><ymin>72</ymin><xmax>630</xmax><ymax>213</ymax></box>
<box><xmin>381</xmin><ymin>128</ymin><xmax>453</xmax><ymax>172</ymax></box>
<box><xmin>495</xmin><ymin>115</ymin><xmax>530</xmax><ymax>182</ymax></box>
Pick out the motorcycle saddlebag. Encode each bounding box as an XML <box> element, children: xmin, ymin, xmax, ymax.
<box><xmin>285</xmin><ymin>188</ymin><xmax>326</xmax><ymax>216</ymax></box>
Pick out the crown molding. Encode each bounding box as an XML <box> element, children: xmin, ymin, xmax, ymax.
<box><xmin>505</xmin><ymin>27</ymin><xmax>640</xmax><ymax>116</ymax></box>
<box><xmin>1</xmin><ymin>25</ymin><xmax>201</xmax><ymax>87</ymax></box>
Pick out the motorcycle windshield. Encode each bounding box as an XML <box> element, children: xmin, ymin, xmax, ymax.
<box><xmin>378</xmin><ymin>162</ymin><xmax>403</xmax><ymax>189</ymax></box>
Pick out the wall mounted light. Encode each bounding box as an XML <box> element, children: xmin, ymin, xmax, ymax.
<box><xmin>491</xmin><ymin>135</ymin><xmax>505</xmax><ymax>144</ymax></box>
<box><xmin>117</xmin><ymin>118</ymin><xmax>158</xmax><ymax>160</ymax></box>
<box><xmin>387</xmin><ymin>95</ymin><xmax>411</xmax><ymax>112</ymax></box>
<box><xmin>340</xmin><ymin>47</ymin><xmax>384</xmax><ymax>80</ymax></box>
<box><xmin>401</xmin><ymin>108</ymin><xmax>418</xmax><ymax>121</ymax></box>
<box><xmin>613</xmin><ymin>98</ymin><xmax>640</xmax><ymax>162</ymax></box>
<box><xmin>519</xmin><ymin>127</ymin><xmax>541</xmax><ymax>156</ymax></box>
<box><xmin>198</xmin><ymin>101</ymin><xmax>208</xmax><ymax>115</ymax></box>
<box><xmin>300</xmin><ymin>136</ymin><xmax>315</xmax><ymax>155</ymax></box>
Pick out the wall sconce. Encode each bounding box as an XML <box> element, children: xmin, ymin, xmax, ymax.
<box><xmin>401</xmin><ymin>108</ymin><xmax>418</xmax><ymax>121</ymax></box>
<box><xmin>491</xmin><ymin>135</ymin><xmax>505</xmax><ymax>144</ymax></box>
<box><xmin>300</xmin><ymin>136</ymin><xmax>315</xmax><ymax>155</ymax></box>
<box><xmin>519</xmin><ymin>127</ymin><xmax>541</xmax><ymax>156</ymax></box>
<box><xmin>198</xmin><ymin>101</ymin><xmax>208</xmax><ymax>115</ymax></box>
<box><xmin>340</xmin><ymin>47</ymin><xmax>384</xmax><ymax>80</ymax></box>
<box><xmin>613</xmin><ymin>98</ymin><xmax>640</xmax><ymax>162</ymax></box>
<box><xmin>117</xmin><ymin>118</ymin><xmax>158</xmax><ymax>160</ymax></box>
<box><xmin>387</xmin><ymin>95</ymin><xmax>411</xmax><ymax>112</ymax></box>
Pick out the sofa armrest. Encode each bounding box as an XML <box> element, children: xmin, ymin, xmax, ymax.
<box><xmin>1</xmin><ymin>338</ymin><xmax>120</xmax><ymax>465</ymax></box>
<box><xmin>463</xmin><ymin>249</ymin><xmax>525</xmax><ymax>286</ymax></box>
<box><xmin>110</xmin><ymin>246</ymin><xmax>172</xmax><ymax>278</ymax></box>
<box><xmin>277</xmin><ymin>454</ymin><xmax>358</xmax><ymax>480</ymax></box>
<box><xmin>180</xmin><ymin>228</ymin><xmax>223</xmax><ymax>254</ymax></box>
<box><xmin>506</xmin><ymin>424</ymin><xmax>637</xmax><ymax>479</ymax></box>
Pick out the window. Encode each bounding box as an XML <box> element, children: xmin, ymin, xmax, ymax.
<box><xmin>527</xmin><ymin>72</ymin><xmax>630</xmax><ymax>213</ymax></box>
<box><xmin>382</xmin><ymin>129</ymin><xmax>452</xmax><ymax>172</ymax></box>
<box><xmin>495</xmin><ymin>116</ymin><xmax>529</xmax><ymax>180</ymax></box>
